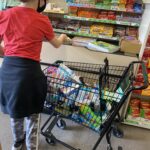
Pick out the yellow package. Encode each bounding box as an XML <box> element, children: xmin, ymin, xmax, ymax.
<box><xmin>102</xmin><ymin>25</ymin><xmax>114</xmax><ymax>37</ymax></box>
<box><xmin>119</xmin><ymin>0</ymin><xmax>127</xmax><ymax>4</ymax></box>
<box><xmin>90</xmin><ymin>25</ymin><xmax>104</xmax><ymax>35</ymax></box>
<box><xmin>148</xmin><ymin>58</ymin><xmax>150</xmax><ymax>68</ymax></box>
<box><xmin>142</xmin><ymin>85</ymin><xmax>150</xmax><ymax>96</ymax></box>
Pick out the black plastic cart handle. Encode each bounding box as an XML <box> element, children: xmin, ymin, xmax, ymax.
<box><xmin>127</xmin><ymin>61</ymin><xmax>149</xmax><ymax>92</ymax></box>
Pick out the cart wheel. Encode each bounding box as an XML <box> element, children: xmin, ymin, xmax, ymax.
<box><xmin>45</xmin><ymin>138</ymin><xmax>55</xmax><ymax>145</ymax></box>
<box><xmin>112</xmin><ymin>128</ymin><xmax>124</xmax><ymax>138</ymax></box>
<box><xmin>107</xmin><ymin>145</ymin><xmax>113</xmax><ymax>150</ymax></box>
<box><xmin>57</xmin><ymin>119</ymin><xmax>66</xmax><ymax>130</ymax></box>
<box><xmin>118</xmin><ymin>146</ymin><xmax>123</xmax><ymax>150</ymax></box>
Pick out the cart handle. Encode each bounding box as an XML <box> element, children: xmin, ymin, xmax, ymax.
<box><xmin>129</xmin><ymin>61</ymin><xmax>149</xmax><ymax>91</ymax></box>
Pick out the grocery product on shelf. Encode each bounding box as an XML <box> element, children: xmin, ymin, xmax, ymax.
<box><xmin>67</xmin><ymin>0</ymin><xmax>143</xmax><ymax>13</ymax></box>
<box><xmin>72</xmin><ymin>37</ymin><xmax>96</xmax><ymax>47</ymax></box>
<box><xmin>87</xmin><ymin>40</ymin><xmax>119</xmax><ymax>53</ymax></box>
<box><xmin>114</xmin><ymin>27</ymin><xmax>126</xmax><ymax>37</ymax></box>
<box><xmin>78</xmin><ymin>25</ymin><xmax>91</xmax><ymax>34</ymax></box>
<box><xmin>126</xmin><ymin>27</ymin><xmax>138</xmax><ymax>37</ymax></box>
<box><xmin>98</xmin><ymin>11</ymin><xmax>108</xmax><ymax>19</ymax></box>
<box><xmin>90</xmin><ymin>24</ymin><xmax>105</xmax><ymax>35</ymax></box>
<box><xmin>126</xmin><ymin>98</ymin><xmax>150</xmax><ymax>128</ymax></box>
<box><xmin>69</xmin><ymin>6</ymin><xmax>78</xmax><ymax>16</ymax></box>
<box><xmin>120</xmin><ymin>36</ymin><xmax>141</xmax><ymax>54</ymax></box>
<box><xmin>90</xmin><ymin>24</ymin><xmax>114</xmax><ymax>37</ymax></box>
<box><xmin>78</xmin><ymin>8</ymin><xmax>99</xmax><ymax>18</ymax></box>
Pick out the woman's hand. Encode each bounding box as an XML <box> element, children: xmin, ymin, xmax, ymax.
<box><xmin>49</xmin><ymin>34</ymin><xmax>72</xmax><ymax>48</ymax></box>
<box><xmin>0</xmin><ymin>41</ymin><xmax>4</xmax><ymax>56</ymax></box>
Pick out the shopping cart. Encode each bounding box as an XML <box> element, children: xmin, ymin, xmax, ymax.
<box><xmin>41</xmin><ymin>58</ymin><xmax>148</xmax><ymax>150</ymax></box>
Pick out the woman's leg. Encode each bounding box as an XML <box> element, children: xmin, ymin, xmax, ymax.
<box><xmin>25</xmin><ymin>114</ymin><xmax>40</xmax><ymax>150</ymax></box>
<box><xmin>10</xmin><ymin>117</ymin><xmax>25</xmax><ymax>150</ymax></box>
<box><xmin>0</xmin><ymin>143</ymin><xmax>2</xmax><ymax>150</ymax></box>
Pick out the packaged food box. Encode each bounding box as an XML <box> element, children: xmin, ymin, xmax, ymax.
<box><xmin>120</xmin><ymin>36</ymin><xmax>141</xmax><ymax>54</ymax></box>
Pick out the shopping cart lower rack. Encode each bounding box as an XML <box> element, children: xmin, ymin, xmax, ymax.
<box><xmin>41</xmin><ymin>58</ymin><xmax>148</xmax><ymax>150</ymax></box>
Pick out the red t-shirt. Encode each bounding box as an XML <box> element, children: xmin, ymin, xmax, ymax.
<box><xmin>0</xmin><ymin>7</ymin><xmax>55</xmax><ymax>61</ymax></box>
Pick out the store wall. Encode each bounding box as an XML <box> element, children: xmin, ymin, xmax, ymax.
<box><xmin>139</xmin><ymin>4</ymin><xmax>150</xmax><ymax>59</ymax></box>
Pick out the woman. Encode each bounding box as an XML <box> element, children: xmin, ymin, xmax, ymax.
<box><xmin>0</xmin><ymin>0</ymin><xmax>68</xmax><ymax>149</ymax></box>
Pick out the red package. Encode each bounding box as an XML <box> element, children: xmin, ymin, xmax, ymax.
<box><xmin>126</xmin><ymin>4</ymin><xmax>134</xmax><ymax>12</ymax></box>
<box><xmin>146</xmin><ymin>35</ymin><xmax>150</xmax><ymax>47</ymax></box>
<box><xmin>131</xmin><ymin>107</ymin><xmax>140</xmax><ymax>117</ymax></box>
<box><xmin>127</xmin><ymin>0</ymin><xmax>135</xmax><ymax>4</ymax></box>
<box><xmin>130</xmin><ymin>99</ymin><xmax>141</xmax><ymax>107</ymax></box>
<box><xmin>108</xmin><ymin>11</ymin><xmax>116</xmax><ymax>20</ymax></box>
<box><xmin>145</xmin><ymin>111</ymin><xmax>150</xmax><ymax>120</ymax></box>
<box><xmin>98</xmin><ymin>11</ymin><xmax>108</xmax><ymax>19</ymax></box>
<box><xmin>141</xmin><ymin>101</ymin><xmax>150</xmax><ymax>109</ymax></box>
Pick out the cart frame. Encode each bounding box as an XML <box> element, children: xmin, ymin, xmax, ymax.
<box><xmin>41</xmin><ymin>59</ymin><xmax>148</xmax><ymax>150</ymax></box>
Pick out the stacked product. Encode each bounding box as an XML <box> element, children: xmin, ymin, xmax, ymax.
<box><xmin>52</xmin><ymin>20</ymin><xmax>138</xmax><ymax>38</ymax></box>
<box><xmin>46</xmin><ymin>0</ymin><xmax>144</xmax><ymax>54</ymax></box>
<box><xmin>127</xmin><ymin>99</ymin><xmax>150</xmax><ymax>120</ymax></box>
<box><xmin>69</xmin><ymin>6</ymin><xmax>142</xmax><ymax>24</ymax></box>
<box><xmin>67</xmin><ymin>0</ymin><xmax>143</xmax><ymax>13</ymax></box>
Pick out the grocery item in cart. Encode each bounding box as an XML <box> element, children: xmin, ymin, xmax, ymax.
<box><xmin>103</xmin><ymin>87</ymin><xmax>124</xmax><ymax>103</ymax></box>
<box><xmin>46</xmin><ymin>64</ymin><xmax>81</xmax><ymax>90</ymax></box>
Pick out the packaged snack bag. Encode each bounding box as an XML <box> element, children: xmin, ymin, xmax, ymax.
<box><xmin>80</xmin><ymin>105</ymin><xmax>102</xmax><ymax>124</ymax></box>
<box><xmin>79</xmin><ymin>26</ymin><xmax>90</xmax><ymax>34</ymax></box>
<box><xmin>107</xmin><ymin>11</ymin><xmax>116</xmax><ymax>20</ymax></box>
<box><xmin>114</xmin><ymin>27</ymin><xmax>126</xmax><ymax>37</ymax></box>
<box><xmin>119</xmin><ymin>0</ymin><xmax>127</xmax><ymax>4</ymax></box>
<box><xmin>90</xmin><ymin>24</ymin><xmax>104</xmax><ymax>35</ymax></box>
<box><xmin>130</xmin><ymin>99</ymin><xmax>141</xmax><ymax>107</ymax></box>
<box><xmin>98</xmin><ymin>11</ymin><xmax>108</xmax><ymax>19</ymax></box>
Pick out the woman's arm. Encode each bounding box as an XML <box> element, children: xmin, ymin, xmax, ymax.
<box><xmin>49</xmin><ymin>34</ymin><xmax>69</xmax><ymax>48</ymax></box>
<box><xmin>0</xmin><ymin>40</ymin><xmax>4</xmax><ymax>56</ymax></box>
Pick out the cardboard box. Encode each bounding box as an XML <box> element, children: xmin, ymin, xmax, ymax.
<box><xmin>120</xmin><ymin>37</ymin><xmax>141</xmax><ymax>54</ymax></box>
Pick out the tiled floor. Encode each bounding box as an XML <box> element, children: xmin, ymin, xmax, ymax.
<box><xmin>0</xmin><ymin>113</ymin><xmax>150</xmax><ymax>150</ymax></box>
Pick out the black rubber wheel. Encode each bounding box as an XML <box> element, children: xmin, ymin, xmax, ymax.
<box><xmin>112</xmin><ymin>128</ymin><xmax>124</xmax><ymax>138</ymax></box>
<box><xmin>56</xmin><ymin>119</ymin><xmax>66</xmax><ymax>130</ymax></box>
<box><xmin>118</xmin><ymin>146</ymin><xmax>123</xmax><ymax>150</ymax></box>
<box><xmin>107</xmin><ymin>145</ymin><xmax>113</xmax><ymax>150</ymax></box>
<box><xmin>45</xmin><ymin>138</ymin><xmax>55</xmax><ymax>145</ymax></box>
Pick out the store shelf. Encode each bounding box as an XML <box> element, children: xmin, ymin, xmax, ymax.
<box><xmin>132</xmin><ymin>93</ymin><xmax>150</xmax><ymax>100</ymax></box>
<box><xmin>143</xmin><ymin>0</ymin><xmax>150</xmax><ymax>3</ymax></box>
<box><xmin>67</xmin><ymin>3</ymin><xmax>143</xmax><ymax>14</ymax></box>
<box><xmin>54</xmin><ymin>28</ymin><xmax>119</xmax><ymax>41</ymax></box>
<box><xmin>124</xmin><ymin>115</ymin><xmax>150</xmax><ymax>129</ymax></box>
<box><xmin>64</xmin><ymin>15</ymin><xmax>140</xmax><ymax>27</ymax></box>
<box><xmin>44</xmin><ymin>10</ymin><xmax>67</xmax><ymax>14</ymax></box>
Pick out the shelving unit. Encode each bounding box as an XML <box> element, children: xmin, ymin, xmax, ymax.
<box><xmin>123</xmin><ymin>30</ymin><xmax>150</xmax><ymax>129</ymax></box>
<box><xmin>124</xmin><ymin>118</ymin><xmax>150</xmax><ymax>129</ymax></box>
<box><xmin>45</xmin><ymin>0</ymin><xmax>144</xmax><ymax>55</ymax></box>
<box><xmin>54</xmin><ymin>28</ymin><xmax>119</xmax><ymax>41</ymax></box>
<box><xmin>67</xmin><ymin>2</ymin><xmax>143</xmax><ymax>14</ymax></box>
<box><xmin>64</xmin><ymin>15</ymin><xmax>140</xmax><ymax>27</ymax></box>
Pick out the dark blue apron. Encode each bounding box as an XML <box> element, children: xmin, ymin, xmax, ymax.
<box><xmin>0</xmin><ymin>56</ymin><xmax>47</xmax><ymax>118</ymax></box>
